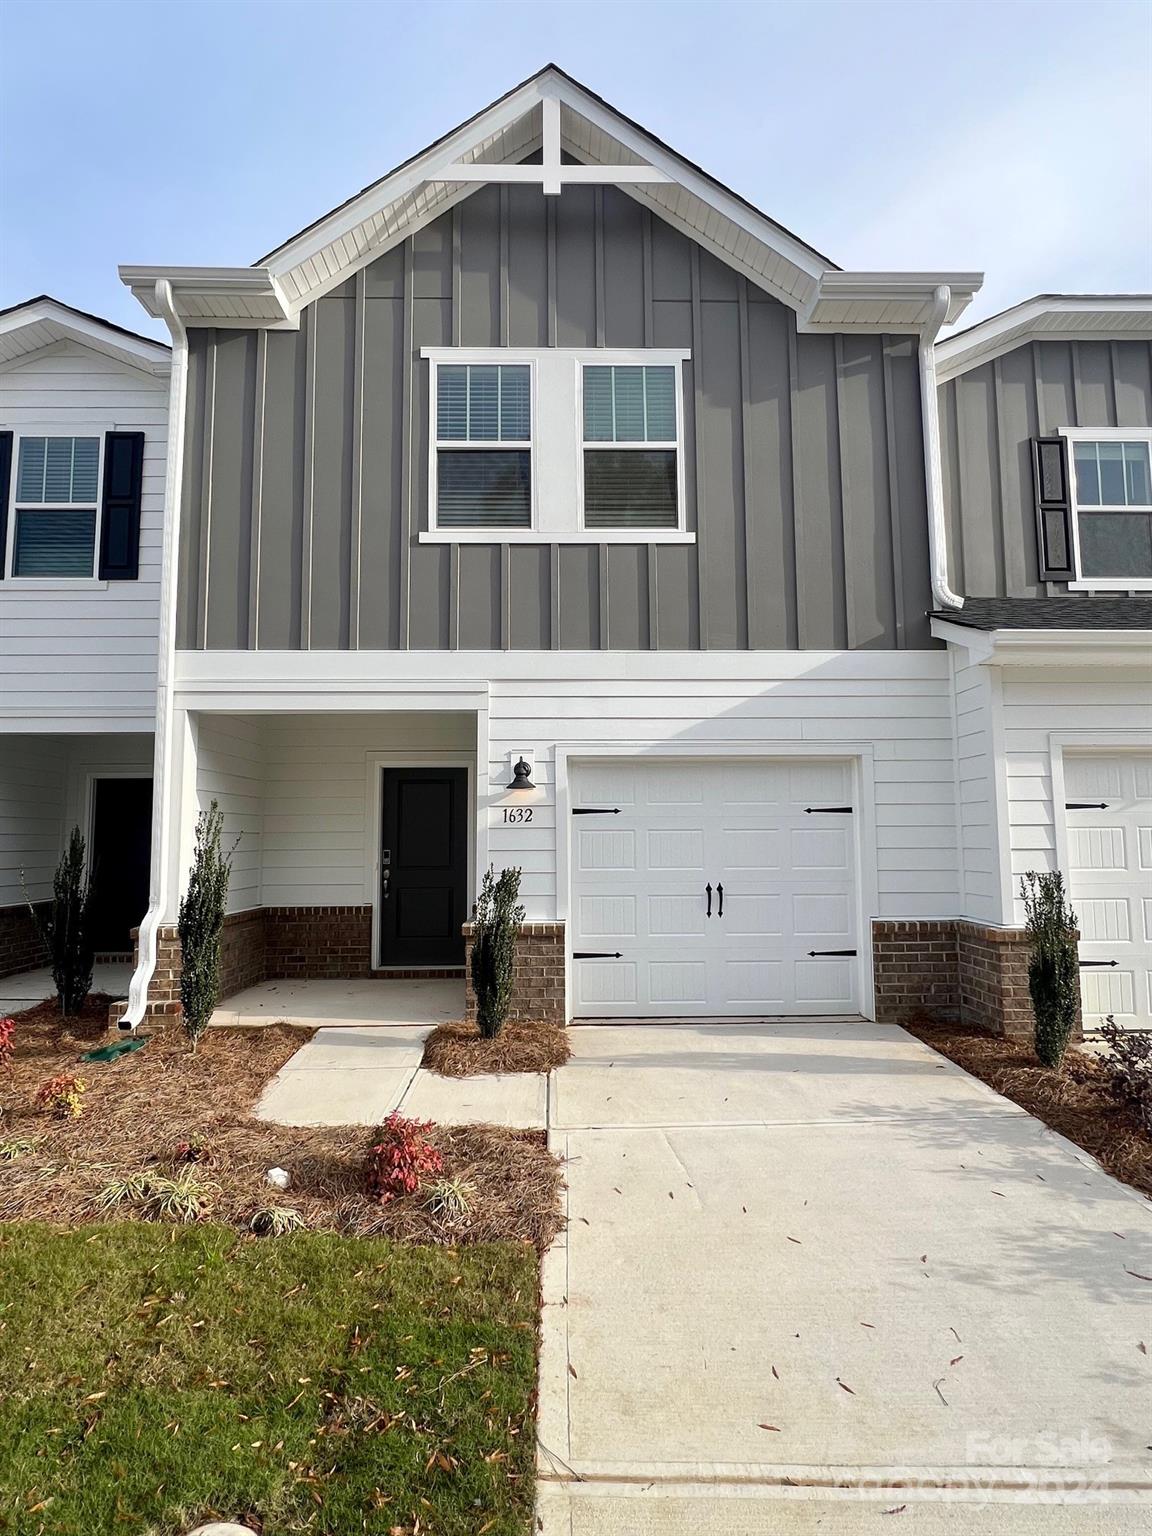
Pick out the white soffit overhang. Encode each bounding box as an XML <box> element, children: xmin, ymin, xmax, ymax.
<box><xmin>931</xmin><ymin>617</ymin><xmax>1152</xmax><ymax>667</ymax></box>
<box><xmin>0</xmin><ymin>296</ymin><xmax>170</xmax><ymax>374</ymax></box>
<box><xmin>936</xmin><ymin>295</ymin><xmax>1152</xmax><ymax>382</ymax></box>
<box><xmin>119</xmin><ymin>65</ymin><xmax>981</xmax><ymax>332</ymax></box>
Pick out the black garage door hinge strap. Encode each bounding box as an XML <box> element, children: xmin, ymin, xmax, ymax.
<box><xmin>808</xmin><ymin>949</ymin><xmax>857</xmax><ymax>957</ymax></box>
<box><xmin>573</xmin><ymin>807</ymin><xmax>622</xmax><ymax>815</ymax></box>
<box><xmin>1079</xmin><ymin>959</ymin><xmax>1118</xmax><ymax>968</ymax></box>
<box><xmin>1065</xmin><ymin>802</ymin><xmax>1108</xmax><ymax>810</ymax></box>
<box><xmin>805</xmin><ymin>806</ymin><xmax>853</xmax><ymax>814</ymax></box>
<box><xmin>573</xmin><ymin>951</ymin><xmax>623</xmax><ymax>959</ymax></box>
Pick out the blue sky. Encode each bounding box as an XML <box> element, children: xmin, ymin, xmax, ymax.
<box><xmin>2</xmin><ymin>0</ymin><xmax>1149</xmax><ymax>340</ymax></box>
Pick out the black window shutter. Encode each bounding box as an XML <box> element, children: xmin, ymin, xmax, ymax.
<box><xmin>0</xmin><ymin>431</ymin><xmax>11</xmax><ymax>578</ymax></box>
<box><xmin>98</xmin><ymin>431</ymin><xmax>145</xmax><ymax>580</ymax></box>
<box><xmin>1031</xmin><ymin>436</ymin><xmax>1076</xmax><ymax>581</ymax></box>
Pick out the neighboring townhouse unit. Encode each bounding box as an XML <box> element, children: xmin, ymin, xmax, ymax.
<box><xmin>933</xmin><ymin>296</ymin><xmax>1152</xmax><ymax>1030</ymax></box>
<box><xmin>0</xmin><ymin>297</ymin><xmax>168</xmax><ymax>977</ymax></box>
<box><xmin>108</xmin><ymin>65</ymin><xmax>1150</xmax><ymax>1035</ymax></box>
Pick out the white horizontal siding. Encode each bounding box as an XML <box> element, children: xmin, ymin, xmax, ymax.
<box><xmin>950</xmin><ymin>651</ymin><xmax>1007</xmax><ymax>922</ymax></box>
<box><xmin>1002</xmin><ymin>668</ymin><xmax>1152</xmax><ymax>923</ymax></box>
<box><xmin>196</xmin><ymin>716</ymin><xmax>265</xmax><ymax>914</ymax></box>
<box><xmin>0</xmin><ymin>342</ymin><xmax>165</xmax><ymax>725</ymax></box>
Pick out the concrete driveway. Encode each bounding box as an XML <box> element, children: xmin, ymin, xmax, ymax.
<box><xmin>538</xmin><ymin>1020</ymin><xmax>1152</xmax><ymax>1531</ymax></box>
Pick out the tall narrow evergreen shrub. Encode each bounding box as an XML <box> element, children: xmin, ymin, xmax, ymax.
<box><xmin>177</xmin><ymin>801</ymin><xmax>235</xmax><ymax>1049</ymax></box>
<box><xmin>27</xmin><ymin>827</ymin><xmax>96</xmax><ymax>1017</ymax></box>
<box><xmin>1021</xmin><ymin>870</ymin><xmax>1079</xmax><ymax>1070</ymax></box>
<box><xmin>470</xmin><ymin>865</ymin><xmax>524</xmax><ymax>1039</ymax></box>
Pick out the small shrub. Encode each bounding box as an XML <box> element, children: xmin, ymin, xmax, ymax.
<box><xmin>0</xmin><ymin>1016</ymin><xmax>14</xmax><ymax>1073</ymax></box>
<box><xmin>470</xmin><ymin>865</ymin><xmax>524</xmax><ymax>1039</ymax></box>
<box><xmin>249</xmin><ymin>1205</ymin><xmax>306</xmax><ymax>1237</ymax></box>
<box><xmin>35</xmin><ymin>1073</ymin><xmax>87</xmax><ymax>1119</ymax></box>
<box><xmin>97</xmin><ymin>1168</ymin><xmax>216</xmax><ymax>1223</ymax></box>
<box><xmin>423</xmin><ymin>1175</ymin><xmax>477</xmax><ymax>1218</ymax></box>
<box><xmin>366</xmin><ymin>1111</ymin><xmax>444</xmax><ymax>1203</ymax></box>
<box><xmin>1021</xmin><ymin>870</ymin><xmax>1079</xmax><ymax>1070</ymax></box>
<box><xmin>0</xmin><ymin>1137</ymin><xmax>40</xmax><ymax>1162</ymax></box>
<box><xmin>171</xmin><ymin>1138</ymin><xmax>210</xmax><ymax>1164</ymax></box>
<box><xmin>1098</xmin><ymin>1016</ymin><xmax>1152</xmax><ymax>1133</ymax></box>
<box><xmin>26</xmin><ymin>827</ymin><xmax>96</xmax><ymax>1016</ymax></box>
<box><xmin>177</xmin><ymin>801</ymin><xmax>236</xmax><ymax>1050</ymax></box>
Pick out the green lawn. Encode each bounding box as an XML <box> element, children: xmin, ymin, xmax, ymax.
<box><xmin>0</xmin><ymin>1224</ymin><xmax>539</xmax><ymax>1536</ymax></box>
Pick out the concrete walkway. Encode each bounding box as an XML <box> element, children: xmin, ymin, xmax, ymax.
<box><xmin>1</xmin><ymin>961</ymin><xmax>132</xmax><ymax>1017</ymax></box>
<box><xmin>210</xmin><ymin>977</ymin><xmax>464</xmax><ymax>1029</ymax></box>
<box><xmin>538</xmin><ymin>1020</ymin><xmax>1152</xmax><ymax>1530</ymax></box>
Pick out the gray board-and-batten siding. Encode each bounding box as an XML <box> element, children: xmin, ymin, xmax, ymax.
<box><xmin>940</xmin><ymin>337</ymin><xmax>1152</xmax><ymax>598</ymax></box>
<box><xmin>179</xmin><ymin>183</ymin><xmax>933</xmax><ymax>652</ymax></box>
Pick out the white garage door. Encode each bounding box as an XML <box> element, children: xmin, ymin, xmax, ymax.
<box><xmin>1066</xmin><ymin>753</ymin><xmax>1152</xmax><ymax>1030</ymax></box>
<box><xmin>570</xmin><ymin>759</ymin><xmax>859</xmax><ymax>1018</ymax></box>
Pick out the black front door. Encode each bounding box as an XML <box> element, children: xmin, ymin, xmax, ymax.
<box><xmin>378</xmin><ymin>767</ymin><xmax>468</xmax><ymax>967</ymax></box>
<box><xmin>89</xmin><ymin>777</ymin><xmax>152</xmax><ymax>954</ymax></box>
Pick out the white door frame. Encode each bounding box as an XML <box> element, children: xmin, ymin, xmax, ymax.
<box><xmin>365</xmin><ymin>753</ymin><xmax>477</xmax><ymax>969</ymax></box>
<box><xmin>556</xmin><ymin>743</ymin><xmax>879</xmax><ymax>1022</ymax></box>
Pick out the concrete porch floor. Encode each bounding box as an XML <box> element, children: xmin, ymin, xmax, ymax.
<box><xmin>210</xmin><ymin>977</ymin><xmax>464</xmax><ymax>1029</ymax></box>
<box><xmin>0</xmin><ymin>961</ymin><xmax>133</xmax><ymax>1017</ymax></box>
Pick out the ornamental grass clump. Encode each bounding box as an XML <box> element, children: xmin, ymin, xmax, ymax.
<box><xmin>367</xmin><ymin>1111</ymin><xmax>444</xmax><ymax>1203</ymax></box>
<box><xmin>35</xmin><ymin>1074</ymin><xmax>87</xmax><ymax>1119</ymax></box>
<box><xmin>177</xmin><ymin>800</ymin><xmax>236</xmax><ymax>1050</ymax></box>
<box><xmin>1021</xmin><ymin>869</ymin><xmax>1080</xmax><ymax>1071</ymax></box>
<box><xmin>470</xmin><ymin>865</ymin><xmax>524</xmax><ymax>1039</ymax></box>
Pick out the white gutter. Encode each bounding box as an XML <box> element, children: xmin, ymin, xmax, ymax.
<box><xmin>118</xmin><ymin>280</ymin><xmax>188</xmax><ymax>1030</ymax></box>
<box><xmin>919</xmin><ymin>284</ymin><xmax>962</xmax><ymax>610</ymax></box>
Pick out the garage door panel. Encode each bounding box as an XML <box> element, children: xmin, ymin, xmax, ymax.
<box><xmin>1066</xmin><ymin>752</ymin><xmax>1152</xmax><ymax>1029</ymax></box>
<box><xmin>571</xmin><ymin>758</ymin><xmax>859</xmax><ymax>1018</ymax></box>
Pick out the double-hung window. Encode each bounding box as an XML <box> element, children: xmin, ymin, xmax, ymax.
<box><xmin>1067</xmin><ymin>431</ymin><xmax>1152</xmax><ymax>586</ymax></box>
<box><xmin>10</xmin><ymin>435</ymin><xmax>101</xmax><ymax>577</ymax></box>
<box><xmin>433</xmin><ymin>363</ymin><xmax>532</xmax><ymax>530</ymax></box>
<box><xmin>581</xmin><ymin>364</ymin><xmax>681</xmax><ymax>530</ymax></box>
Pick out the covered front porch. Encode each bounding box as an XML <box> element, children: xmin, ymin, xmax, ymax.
<box><xmin>143</xmin><ymin>706</ymin><xmax>485</xmax><ymax>1022</ymax></box>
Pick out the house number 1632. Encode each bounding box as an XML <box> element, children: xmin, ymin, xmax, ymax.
<box><xmin>501</xmin><ymin>806</ymin><xmax>534</xmax><ymax>824</ymax></box>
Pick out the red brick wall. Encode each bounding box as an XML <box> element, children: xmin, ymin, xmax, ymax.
<box><xmin>263</xmin><ymin>905</ymin><xmax>373</xmax><ymax>979</ymax></box>
<box><xmin>219</xmin><ymin>908</ymin><xmax>268</xmax><ymax>996</ymax></box>
<box><xmin>0</xmin><ymin>902</ymin><xmax>49</xmax><ymax>980</ymax></box>
<box><xmin>463</xmin><ymin>920</ymin><xmax>565</xmax><ymax>1026</ymax></box>
<box><xmin>871</xmin><ymin>920</ymin><xmax>960</xmax><ymax>1024</ymax></box>
<box><xmin>957</xmin><ymin>920</ymin><xmax>1082</xmax><ymax>1041</ymax></box>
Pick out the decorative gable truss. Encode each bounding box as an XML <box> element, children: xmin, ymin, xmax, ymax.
<box><xmin>120</xmin><ymin>65</ymin><xmax>980</xmax><ymax>337</ymax></box>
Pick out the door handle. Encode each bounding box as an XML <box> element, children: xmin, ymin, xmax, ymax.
<box><xmin>705</xmin><ymin>882</ymin><xmax>712</xmax><ymax>918</ymax></box>
<box><xmin>382</xmin><ymin>871</ymin><xmax>391</xmax><ymax>901</ymax></box>
<box><xmin>716</xmin><ymin>882</ymin><xmax>724</xmax><ymax>918</ymax></box>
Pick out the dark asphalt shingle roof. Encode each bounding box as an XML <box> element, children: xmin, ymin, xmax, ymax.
<box><xmin>932</xmin><ymin>597</ymin><xmax>1152</xmax><ymax>631</ymax></box>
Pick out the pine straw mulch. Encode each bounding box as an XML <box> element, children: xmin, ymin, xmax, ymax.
<box><xmin>421</xmin><ymin>1017</ymin><xmax>571</xmax><ymax>1077</ymax></box>
<box><xmin>0</xmin><ymin>995</ymin><xmax>564</xmax><ymax>1250</ymax></box>
<box><xmin>903</xmin><ymin>1015</ymin><xmax>1152</xmax><ymax>1199</ymax></box>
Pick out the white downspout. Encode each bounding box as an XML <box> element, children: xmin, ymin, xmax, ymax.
<box><xmin>919</xmin><ymin>284</ymin><xmax>963</xmax><ymax>610</ymax></box>
<box><xmin>119</xmin><ymin>280</ymin><xmax>188</xmax><ymax>1028</ymax></box>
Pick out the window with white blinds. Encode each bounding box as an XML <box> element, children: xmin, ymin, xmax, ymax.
<box><xmin>10</xmin><ymin>435</ymin><xmax>101</xmax><ymax>577</ymax></box>
<box><xmin>581</xmin><ymin>365</ymin><xmax>680</xmax><ymax>529</ymax></box>
<box><xmin>433</xmin><ymin>363</ymin><xmax>532</xmax><ymax>529</ymax></box>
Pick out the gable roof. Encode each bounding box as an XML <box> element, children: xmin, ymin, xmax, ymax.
<box><xmin>122</xmin><ymin>65</ymin><xmax>980</xmax><ymax>335</ymax></box>
<box><xmin>0</xmin><ymin>294</ymin><xmax>170</xmax><ymax>375</ymax></box>
<box><xmin>935</xmin><ymin>293</ymin><xmax>1152</xmax><ymax>382</ymax></box>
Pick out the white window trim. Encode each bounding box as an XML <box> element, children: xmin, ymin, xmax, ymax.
<box><xmin>576</xmin><ymin>357</ymin><xmax>688</xmax><ymax>535</ymax></box>
<box><xmin>419</xmin><ymin>347</ymin><xmax>694</xmax><ymax>545</ymax></box>
<box><xmin>1061</xmin><ymin>426</ymin><xmax>1152</xmax><ymax>592</ymax></box>
<box><xmin>427</xmin><ymin>355</ymin><xmax>538</xmax><ymax>535</ymax></box>
<box><xmin>4</xmin><ymin>426</ymin><xmax>107</xmax><ymax>587</ymax></box>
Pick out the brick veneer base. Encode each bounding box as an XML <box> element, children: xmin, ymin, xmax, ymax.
<box><xmin>463</xmin><ymin>921</ymin><xmax>565</xmax><ymax>1027</ymax></box>
<box><xmin>872</xmin><ymin>918</ymin><xmax>1081</xmax><ymax>1041</ymax></box>
<box><xmin>0</xmin><ymin>902</ymin><xmax>50</xmax><ymax>981</ymax></box>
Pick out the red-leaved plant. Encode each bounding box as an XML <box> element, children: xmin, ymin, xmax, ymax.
<box><xmin>35</xmin><ymin>1073</ymin><xmax>87</xmax><ymax>1119</ymax></box>
<box><xmin>0</xmin><ymin>1017</ymin><xmax>14</xmax><ymax>1074</ymax></box>
<box><xmin>366</xmin><ymin>1111</ymin><xmax>444</xmax><ymax>1203</ymax></box>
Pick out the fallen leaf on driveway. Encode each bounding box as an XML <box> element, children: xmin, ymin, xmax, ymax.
<box><xmin>883</xmin><ymin>1507</ymin><xmax>908</xmax><ymax>1516</ymax></box>
<box><xmin>758</xmin><ymin>1423</ymin><xmax>780</xmax><ymax>1431</ymax></box>
<box><xmin>859</xmin><ymin>1322</ymin><xmax>875</xmax><ymax>1329</ymax></box>
<box><xmin>949</xmin><ymin>1356</ymin><xmax>964</xmax><ymax>1366</ymax></box>
<box><xmin>1138</xmin><ymin>1342</ymin><xmax>1147</xmax><ymax>1355</ymax></box>
<box><xmin>567</xmin><ymin>1364</ymin><xmax>578</xmax><ymax>1379</ymax></box>
<box><xmin>1126</xmin><ymin>1271</ymin><xmax>1152</xmax><ymax>1281</ymax></box>
<box><xmin>786</xmin><ymin>1236</ymin><xmax>802</xmax><ymax>1244</ymax></box>
<box><xmin>836</xmin><ymin>1378</ymin><xmax>855</xmax><ymax>1395</ymax></box>
<box><xmin>771</xmin><ymin>1365</ymin><xmax>779</xmax><ymax>1379</ymax></box>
